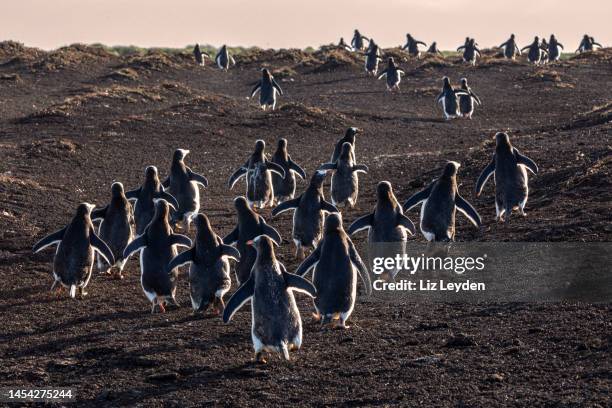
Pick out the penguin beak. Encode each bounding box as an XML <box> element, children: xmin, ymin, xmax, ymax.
<box><xmin>85</xmin><ymin>203</ymin><xmax>96</xmax><ymax>212</ymax></box>
<box><xmin>246</xmin><ymin>240</ymin><xmax>254</xmax><ymax>246</ymax></box>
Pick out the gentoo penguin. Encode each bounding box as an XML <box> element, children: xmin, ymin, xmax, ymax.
<box><xmin>499</xmin><ymin>34</ymin><xmax>521</xmax><ymax>59</ymax></box>
<box><xmin>351</xmin><ymin>30</ymin><xmax>369</xmax><ymax>51</ymax></box>
<box><xmin>576</xmin><ymin>35</ymin><xmax>602</xmax><ymax>53</ymax></box>
<box><xmin>250</xmin><ymin>68</ymin><xmax>283</xmax><ymax>111</ymax></box>
<box><xmin>32</xmin><ymin>203</ymin><xmax>115</xmax><ymax>298</ymax></box>
<box><xmin>167</xmin><ymin>214</ymin><xmax>239</xmax><ymax>314</ymax></box>
<box><xmin>91</xmin><ymin>182</ymin><xmax>133</xmax><ymax>279</ymax></box>
<box><xmin>427</xmin><ymin>42</ymin><xmax>444</xmax><ymax>56</ymax></box>
<box><xmin>223</xmin><ymin>196</ymin><xmax>282</xmax><ymax>285</ymax></box>
<box><xmin>331</xmin><ymin>127</ymin><xmax>359</xmax><ymax>164</ymax></box>
<box><xmin>458</xmin><ymin>38</ymin><xmax>481</xmax><ymax>65</ymax></box>
<box><xmin>162</xmin><ymin>149</ymin><xmax>208</xmax><ymax>231</ymax></box>
<box><xmin>364</xmin><ymin>40</ymin><xmax>382</xmax><ymax>76</ymax></box>
<box><xmin>272</xmin><ymin>170</ymin><xmax>339</xmax><ymax>259</ymax></box>
<box><xmin>215</xmin><ymin>45</ymin><xmax>236</xmax><ymax>71</ymax></box>
<box><xmin>223</xmin><ymin>235</ymin><xmax>316</xmax><ymax>363</ymax></box>
<box><xmin>228</xmin><ymin>139</ymin><xmax>286</xmax><ymax>208</ymax></box>
<box><xmin>319</xmin><ymin>142</ymin><xmax>368</xmax><ymax>208</ymax></box>
<box><xmin>475</xmin><ymin>132</ymin><xmax>539</xmax><ymax>222</ymax></box>
<box><xmin>193</xmin><ymin>44</ymin><xmax>210</xmax><ymax>66</ymax></box>
<box><xmin>125</xmin><ymin>166</ymin><xmax>179</xmax><ymax>235</ymax></box>
<box><xmin>123</xmin><ymin>199</ymin><xmax>192</xmax><ymax>313</ymax></box>
<box><xmin>458</xmin><ymin>78</ymin><xmax>482</xmax><ymax>120</ymax></box>
<box><xmin>296</xmin><ymin>213</ymin><xmax>371</xmax><ymax>328</ymax></box>
<box><xmin>521</xmin><ymin>37</ymin><xmax>548</xmax><ymax>64</ymax></box>
<box><xmin>436</xmin><ymin>77</ymin><xmax>469</xmax><ymax>120</ymax></box>
<box><xmin>338</xmin><ymin>37</ymin><xmax>353</xmax><ymax>52</ymax></box>
<box><xmin>348</xmin><ymin>182</ymin><xmax>415</xmax><ymax>281</ymax></box>
<box><xmin>402</xmin><ymin>34</ymin><xmax>427</xmax><ymax>58</ymax></box>
<box><xmin>377</xmin><ymin>57</ymin><xmax>405</xmax><ymax>91</ymax></box>
<box><xmin>403</xmin><ymin>162</ymin><xmax>481</xmax><ymax>241</ymax></box>
<box><xmin>270</xmin><ymin>138</ymin><xmax>306</xmax><ymax>204</ymax></box>
<box><xmin>547</xmin><ymin>35</ymin><xmax>564</xmax><ymax>61</ymax></box>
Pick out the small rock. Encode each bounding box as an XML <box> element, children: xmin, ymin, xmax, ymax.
<box><xmin>488</xmin><ymin>373</ymin><xmax>504</xmax><ymax>382</ymax></box>
<box><xmin>444</xmin><ymin>333</ymin><xmax>476</xmax><ymax>348</ymax></box>
<box><xmin>146</xmin><ymin>371</ymin><xmax>179</xmax><ymax>382</ymax></box>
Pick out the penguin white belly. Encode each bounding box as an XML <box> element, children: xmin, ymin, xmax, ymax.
<box><xmin>139</xmin><ymin>250</ymin><xmax>157</xmax><ymax>302</ymax></box>
<box><xmin>419</xmin><ymin>199</ymin><xmax>435</xmax><ymax>241</ymax></box>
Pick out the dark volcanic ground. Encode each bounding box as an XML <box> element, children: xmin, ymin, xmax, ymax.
<box><xmin>0</xmin><ymin>43</ymin><xmax>611</xmax><ymax>407</ymax></box>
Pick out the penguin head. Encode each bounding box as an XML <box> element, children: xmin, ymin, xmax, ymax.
<box><xmin>76</xmin><ymin>202</ymin><xmax>96</xmax><ymax>218</ymax></box>
<box><xmin>460</xmin><ymin>78</ymin><xmax>468</xmax><ymax>88</ymax></box>
<box><xmin>355</xmin><ymin>29</ymin><xmax>360</xmax><ymax>35</ymax></box>
<box><xmin>376</xmin><ymin>181</ymin><xmax>397</xmax><ymax>206</ymax></box>
<box><xmin>254</xmin><ymin>139</ymin><xmax>266</xmax><ymax>154</ymax></box>
<box><xmin>324</xmin><ymin>213</ymin><xmax>343</xmax><ymax>233</ymax></box>
<box><xmin>277</xmin><ymin>138</ymin><xmax>287</xmax><ymax>152</ymax></box>
<box><xmin>510</xmin><ymin>34</ymin><xmax>515</xmax><ymax>39</ymax></box>
<box><xmin>111</xmin><ymin>182</ymin><xmax>124</xmax><ymax>197</ymax></box>
<box><xmin>247</xmin><ymin>235</ymin><xmax>278</xmax><ymax>267</ymax></box>
<box><xmin>387</xmin><ymin>57</ymin><xmax>395</xmax><ymax>66</ymax></box>
<box><xmin>345</xmin><ymin>127</ymin><xmax>359</xmax><ymax>141</ymax></box>
<box><xmin>262</xmin><ymin>68</ymin><xmax>271</xmax><ymax>79</ymax></box>
<box><xmin>234</xmin><ymin>196</ymin><xmax>254</xmax><ymax>217</ymax></box>
<box><xmin>495</xmin><ymin>132</ymin><xmax>512</xmax><ymax>151</ymax></box>
<box><xmin>144</xmin><ymin>165</ymin><xmax>160</xmax><ymax>183</ymax></box>
<box><xmin>442</xmin><ymin>161</ymin><xmax>460</xmax><ymax>178</ymax></box>
<box><xmin>406</xmin><ymin>33</ymin><xmax>412</xmax><ymax>40</ymax></box>
<box><xmin>194</xmin><ymin>213</ymin><xmax>216</xmax><ymax>243</ymax></box>
<box><xmin>174</xmin><ymin>149</ymin><xmax>190</xmax><ymax>162</ymax></box>
<box><xmin>442</xmin><ymin>76</ymin><xmax>451</xmax><ymax>87</ymax></box>
<box><xmin>339</xmin><ymin>142</ymin><xmax>353</xmax><ymax>160</ymax></box>
<box><xmin>431</xmin><ymin>41</ymin><xmax>437</xmax><ymax>47</ymax></box>
<box><xmin>153</xmin><ymin>198</ymin><xmax>173</xmax><ymax>219</ymax></box>
<box><xmin>310</xmin><ymin>170</ymin><xmax>328</xmax><ymax>187</ymax></box>
<box><xmin>534</xmin><ymin>36</ymin><xmax>539</xmax><ymax>43</ymax></box>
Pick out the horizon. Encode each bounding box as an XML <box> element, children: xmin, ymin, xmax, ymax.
<box><xmin>2</xmin><ymin>0</ymin><xmax>610</xmax><ymax>51</ymax></box>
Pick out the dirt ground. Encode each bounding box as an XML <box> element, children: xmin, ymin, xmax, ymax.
<box><xmin>0</xmin><ymin>43</ymin><xmax>611</xmax><ymax>407</ymax></box>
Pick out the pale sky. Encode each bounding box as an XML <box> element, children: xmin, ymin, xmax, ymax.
<box><xmin>2</xmin><ymin>0</ymin><xmax>610</xmax><ymax>50</ymax></box>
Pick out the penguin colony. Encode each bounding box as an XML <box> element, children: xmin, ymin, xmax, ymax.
<box><xmin>33</xmin><ymin>31</ymin><xmax>601</xmax><ymax>362</ymax></box>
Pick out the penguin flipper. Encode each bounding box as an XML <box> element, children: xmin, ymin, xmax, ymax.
<box><xmin>352</xmin><ymin>164</ymin><xmax>368</xmax><ymax>174</ymax></box>
<box><xmin>223</xmin><ymin>227</ymin><xmax>239</xmax><ymax>245</ymax></box>
<box><xmin>125</xmin><ymin>187</ymin><xmax>141</xmax><ymax>201</ymax></box>
<box><xmin>475</xmin><ymin>160</ymin><xmax>496</xmax><ymax>196</ymax></box>
<box><xmin>347</xmin><ymin>214</ymin><xmax>373</xmax><ymax>235</ymax></box>
<box><xmin>320</xmin><ymin>200</ymin><xmax>339</xmax><ymax>214</ymax></box>
<box><xmin>228</xmin><ymin>167</ymin><xmax>247</xmax><ymax>189</ymax></box>
<box><xmin>161</xmin><ymin>177</ymin><xmax>170</xmax><ymax>189</ymax></box>
<box><xmin>32</xmin><ymin>227</ymin><xmax>66</xmax><ymax>253</ymax></box>
<box><xmin>169</xmin><ymin>234</ymin><xmax>192</xmax><ymax>248</ymax></box>
<box><xmin>514</xmin><ymin>149</ymin><xmax>538</xmax><ymax>175</ymax></box>
<box><xmin>230</xmin><ymin>55</ymin><xmax>236</xmax><ymax>65</ymax></box>
<box><xmin>265</xmin><ymin>160</ymin><xmax>286</xmax><ymax>178</ymax></box>
<box><xmin>348</xmin><ymin>241</ymin><xmax>372</xmax><ymax>296</ymax></box>
<box><xmin>90</xmin><ymin>233</ymin><xmax>115</xmax><ymax>266</ymax></box>
<box><xmin>123</xmin><ymin>234</ymin><xmax>147</xmax><ymax>259</ymax></box>
<box><xmin>260</xmin><ymin>220</ymin><xmax>282</xmax><ymax>245</ymax></box>
<box><xmin>318</xmin><ymin>162</ymin><xmax>337</xmax><ymax>171</ymax></box>
<box><xmin>471</xmin><ymin>91</ymin><xmax>482</xmax><ymax>105</ymax></box>
<box><xmin>272</xmin><ymin>79</ymin><xmax>283</xmax><ymax>95</ymax></box>
<box><xmin>156</xmin><ymin>190</ymin><xmax>180</xmax><ymax>211</ymax></box>
<box><xmin>377</xmin><ymin>70</ymin><xmax>388</xmax><ymax>80</ymax></box>
<box><xmin>272</xmin><ymin>197</ymin><xmax>300</xmax><ymax>217</ymax></box>
<box><xmin>280</xmin><ymin>264</ymin><xmax>316</xmax><ymax>298</ymax></box>
<box><xmin>223</xmin><ymin>277</ymin><xmax>254</xmax><ymax>323</ymax></box>
<box><xmin>167</xmin><ymin>248</ymin><xmax>195</xmax><ymax>272</ymax></box>
<box><xmin>288</xmin><ymin>159</ymin><xmax>306</xmax><ymax>179</ymax></box>
<box><xmin>397</xmin><ymin>213</ymin><xmax>417</xmax><ymax>235</ymax></box>
<box><xmin>455</xmin><ymin>194</ymin><xmax>482</xmax><ymax>228</ymax></box>
<box><xmin>295</xmin><ymin>245</ymin><xmax>321</xmax><ymax>277</ymax></box>
<box><xmin>188</xmin><ymin>169</ymin><xmax>209</xmax><ymax>187</ymax></box>
<box><xmin>220</xmin><ymin>244</ymin><xmax>240</xmax><ymax>261</ymax></box>
<box><xmin>91</xmin><ymin>206</ymin><xmax>108</xmax><ymax>222</ymax></box>
<box><xmin>403</xmin><ymin>185</ymin><xmax>432</xmax><ymax>212</ymax></box>
<box><xmin>250</xmin><ymin>82</ymin><xmax>262</xmax><ymax>98</ymax></box>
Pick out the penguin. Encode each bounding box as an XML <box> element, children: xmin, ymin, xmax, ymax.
<box><xmin>458</xmin><ymin>38</ymin><xmax>481</xmax><ymax>65</ymax></box>
<box><xmin>270</xmin><ymin>138</ymin><xmax>307</xmax><ymax>204</ymax></box>
<box><xmin>123</xmin><ymin>199</ymin><xmax>192</xmax><ymax>313</ymax></box>
<box><xmin>348</xmin><ymin>181</ymin><xmax>415</xmax><ymax>281</ymax></box>
<box><xmin>272</xmin><ymin>170</ymin><xmax>339</xmax><ymax>259</ymax></box>
<box><xmin>331</xmin><ymin>127</ymin><xmax>359</xmax><ymax>164</ymax></box>
<box><xmin>436</xmin><ymin>77</ymin><xmax>469</xmax><ymax>120</ymax></box>
<box><xmin>319</xmin><ymin>142</ymin><xmax>368</xmax><ymax>208</ymax></box>
<box><xmin>228</xmin><ymin>139</ymin><xmax>286</xmax><ymax>208</ymax></box>
<box><xmin>427</xmin><ymin>42</ymin><xmax>444</xmax><ymax>56</ymax></box>
<box><xmin>475</xmin><ymin>132</ymin><xmax>539</xmax><ymax>223</ymax></box>
<box><xmin>32</xmin><ymin>203</ymin><xmax>115</xmax><ymax>298</ymax></box>
<box><xmin>167</xmin><ymin>214</ymin><xmax>239</xmax><ymax>314</ymax></box>
<box><xmin>296</xmin><ymin>213</ymin><xmax>371</xmax><ymax>328</ymax></box>
<box><xmin>402</xmin><ymin>34</ymin><xmax>427</xmax><ymax>58</ymax></box>
<box><xmin>364</xmin><ymin>40</ymin><xmax>382</xmax><ymax>76</ymax></box>
<box><xmin>576</xmin><ymin>35</ymin><xmax>602</xmax><ymax>53</ymax></box>
<box><xmin>499</xmin><ymin>34</ymin><xmax>521</xmax><ymax>59</ymax></box>
<box><xmin>377</xmin><ymin>57</ymin><xmax>405</xmax><ymax>91</ymax></box>
<box><xmin>403</xmin><ymin>161</ymin><xmax>481</xmax><ymax>242</ymax></box>
<box><xmin>351</xmin><ymin>30</ymin><xmax>369</xmax><ymax>51</ymax></box>
<box><xmin>193</xmin><ymin>43</ymin><xmax>210</xmax><ymax>66</ymax></box>
<box><xmin>458</xmin><ymin>78</ymin><xmax>482</xmax><ymax>120</ymax></box>
<box><xmin>125</xmin><ymin>166</ymin><xmax>179</xmax><ymax>235</ymax></box>
<box><xmin>223</xmin><ymin>235</ymin><xmax>316</xmax><ymax>363</ymax></box>
<box><xmin>338</xmin><ymin>37</ymin><xmax>353</xmax><ymax>52</ymax></box>
<box><xmin>215</xmin><ymin>45</ymin><xmax>236</xmax><ymax>71</ymax></box>
<box><xmin>162</xmin><ymin>149</ymin><xmax>208</xmax><ymax>231</ymax></box>
<box><xmin>250</xmin><ymin>68</ymin><xmax>283</xmax><ymax>111</ymax></box>
<box><xmin>91</xmin><ymin>182</ymin><xmax>133</xmax><ymax>279</ymax></box>
<box><xmin>521</xmin><ymin>37</ymin><xmax>548</xmax><ymax>64</ymax></box>
<box><xmin>547</xmin><ymin>35</ymin><xmax>564</xmax><ymax>61</ymax></box>
<box><xmin>223</xmin><ymin>196</ymin><xmax>282</xmax><ymax>285</ymax></box>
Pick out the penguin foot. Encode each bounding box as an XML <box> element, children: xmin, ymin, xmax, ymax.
<box><xmin>333</xmin><ymin>321</ymin><xmax>349</xmax><ymax>330</ymax></box>
<box><xmin>311</xmin><ymin>312</ymin><xmax>322</xmax><ymax>323</ymax></box>
<box><xmin>254</xmin><ymin>352</ymin><xmax>267</xmax><ymax>364</ymax></box>
<box><xmin>78</xmin><ymin>288</ymin><xmax>88</xmax><ymax>298</ymax></box>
